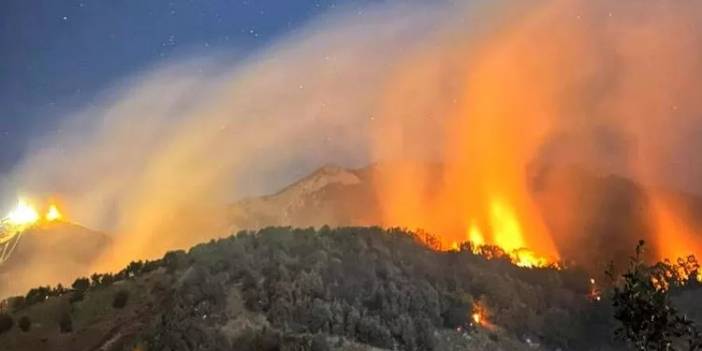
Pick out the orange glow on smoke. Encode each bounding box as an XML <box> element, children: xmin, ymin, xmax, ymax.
<box><xmin>489</xmin><ymin>198</ymin><xmax>526</xmax><ymax>253</ymax></box>
<box><xmin>45</xmin><ymin>204</ymin><xmax>62</xmax><ymax>222</ymax></box>
<box><xmin>467</xmin><ymin>222</ymin><xmax>484</xmax><ymax>247</ymax></box>
<box><xmin>371</xmin><ymin>1</ymin><xmax>702</xmax><ymax>269</ymax></box>
<box><xmin>5</xmin><ymin>199</ymin><xmax>40</xmax><ymax>227</ymax></box>
<box><xmin>371</xmin><ymin>2</ymin><xmax>564</xmax><ymax>266</ymax></box>
<box><xmin>651</xmin><ymin>199</ymin><xmax>702</xmax><ymax>262</ymax></box>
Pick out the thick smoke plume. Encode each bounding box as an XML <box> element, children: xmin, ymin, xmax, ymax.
<box><xmin>2</xmin><ymin>1</ymin><xmax>450</xmax><ymax>277</ymax></box>
<box><xmin>3</xmin><ymin>0</ymin><xmax>702</xmax><ymax>293</ymax></box>
<box><xmin>370</xmin><ymin>0</ymin><xmax>702</xmax><ymax>267</ymax></box>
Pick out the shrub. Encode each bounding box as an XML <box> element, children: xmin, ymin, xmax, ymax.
<box><xmin>18</xmin><ymin>316</ymin><xmax>30</xmax><ymax>332</ymax></box>
<box><xmin>607</xmin><ymin>241</ymin><xmax>702</xmax><ymax>349</ymax></box>
<box><xmin>72</xmin><ymin>277</ymin><xmax>90</xmax><ymax>292</ymax></box>
<box><xmin>164</xmin><ymin>250</ymin><xmax>189</xmax><ymax>273</ymax></box>
<box><xmin>113</xmin><ymin>289</ymin><xmax>129</xmax><ymax>309</ymax></box>
<box><xmin>25</xmin><ymin>286</ymin><xmax>50</xmax><ymax>306</ymax></box>
<box><xmin>0</xmin><ymin>313</ymin><xmax>13</xmax><ymax>334</ymax></box>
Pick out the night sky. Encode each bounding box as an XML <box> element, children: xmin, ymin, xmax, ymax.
<box><xmin>0</xmin><ymin>0</ymin><xmax>375</xmax><ymax>172</ymax></box>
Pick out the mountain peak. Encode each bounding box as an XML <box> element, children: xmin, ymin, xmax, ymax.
<box><xmin>276</xmin><ymin>164</ymin><xmax>361</xmax><ymax>197</ymax></box>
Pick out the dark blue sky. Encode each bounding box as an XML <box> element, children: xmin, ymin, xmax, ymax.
<box><xmin>0</xmin><ymin>0</ymin><xmax>374</xmax><ymax>171</ymax></box>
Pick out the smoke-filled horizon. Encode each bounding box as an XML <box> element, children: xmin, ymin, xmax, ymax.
<box><xmin>3</xmin><ymin>0</ymin><xmax>702</xmax><ymax>291</ymax></box>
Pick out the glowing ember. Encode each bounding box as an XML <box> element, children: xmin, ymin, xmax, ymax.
<box><xmin>46</xmin><ymin>204</ymin><xmax>62</xmax><ymax>221</ymax></box>
<box><xmin>588</xmin><ymin>277</ymin><xmax>602</xmax><ymax>302</ymax></box>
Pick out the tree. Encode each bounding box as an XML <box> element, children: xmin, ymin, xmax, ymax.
<box><xmin>607</xmin><ymin>241</ymin><xmax>702</xmax><ymax>350</ymax></box>
<box><xmin>305</xmin><ymin>298</ymin><xmax>332</xmax><ymax>333</ymax></box>
<box><xmin>72</xmin><ymin>277</ymin><xmax>90</xmax><ymax>292</ymax></box>
<box><xmin>357</xmin><ymin>315</ymin><xmax>394</xmax><ymax>349</ymax></box>
<box><xmin>164</xmin><ymin>250</ymin><xmax>189</xmax><ymax>273</ymax></box>
<box><xmin>25</xmin><ymin>286</ymin><xmax>51</xmax><ymax>306</ymax></box>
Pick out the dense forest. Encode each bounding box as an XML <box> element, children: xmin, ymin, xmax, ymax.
<box><xmin>0</xmin><ymin>226</ymin><xmax>701</xmax><ymax>350</ymax></box>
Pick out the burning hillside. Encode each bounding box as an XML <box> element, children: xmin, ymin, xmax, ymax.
<box><xmin>0</xmin><ymin>199</ymin><xmax>63</xmax><ymax>265</ymax></box>
<box><xmin>0</xmin><ymin>159</ymin><xmax>695</xmax><ymax>299</ymax></box>
<box><xmin>366</xmin><ymin>1</ymin><xmax>702</xmax><ymax>270</ymax></box>
<box><xmin>5</xmin><ymin>0</ymin><xmax>702</xmax><ymax>350</ymax></box>
<box><xmin>0</xmin><ymin>227</ymin><xmax>621</xmax><ymax>351</ymax></box>
<box><xmin>226</xmin><ymin>163</ymin><xmax>702</xmax><ymax>273</ymax></box>
<box><xmin>0</xmin><ymin>199</ymin><xmax>110</xmax><ymax>297</ymax></box>
<box><xmin>0</xmin><ymin>0</ymin><xmax>701</xmax><ymax>309</ymax></box>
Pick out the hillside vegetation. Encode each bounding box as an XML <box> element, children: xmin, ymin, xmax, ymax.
<box><xmin>0</xmin><ymin>226</ymin><xmax>692</xmax><ymax>351</ymax></box>
<box><xmin>0</xmin><ymin>226</ymin><xmax>628</xmax><ymax>351</ymax></box>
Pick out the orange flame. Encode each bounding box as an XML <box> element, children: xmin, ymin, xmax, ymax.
<box><xmin>467</xmin><ymin>222</ymin><xmax>485</xmax><ymax>247</ymax></box>
<box><xmin>471</xmin><ymin>311</ymin><xmax>482</xmax><ymax>325</ymax></box>
<box><xmin>369</xmin><ymin>1</ymin><xmax>702</xmax><ymax>269</ymax></box>
<box><xmin>5</xmin><ymin>199</ymin><xmax>40</xmax><ymax>227</ymax></box>
<box><xmin>650</xmin><ymin>199</ymin><xmax>702</xmax><ymax>262</ymax></box>
<box><xmin>1</xmin><ymin>198</ymin><xmax>65</xmax><ymax>236</ymax></box>
<box><xmin>370</xmin><ymin>2</ymin><xmax>569</xmax><ymax>267</ymax></box>
<box><xmin>46</xmin><ymin>204</ymin><xmax>62</xmax><ymax>222</ymax></box>
<box><xmin>471</xmin><ymin>301</ymin><xmax>495</xmax><ymax>331</ymax></box>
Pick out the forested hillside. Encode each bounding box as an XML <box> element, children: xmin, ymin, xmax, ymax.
<box><xmin>0</xmin><ymin>226</ymin><xmax>633</xmax><ymax>350</ymax></box>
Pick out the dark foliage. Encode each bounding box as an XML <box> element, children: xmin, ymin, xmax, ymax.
<box><xmin>112</xmin><ymin>289</ymin><xmax>129</xmax><ymax>309</ymax></box>
<box><xmin>24</xmin><ymin>286</ymin><xmax>51</xmax><ymax>306</ymax></box>
<box><xmin>140</xmin><ymin>226</ymin><xmax>616</xmax><ymax>350</ymax></box>
<box><xmin>311</xmin><ymin>333</ymin><xmax>330</xmax><ymax>351</ymax></box>
<box><xmin>5</xmin><ymin>226</ymin><xmax>659</xmax><ymax>350</ymax></box>
<box><xmin>72</xmin><ymin>277</ymin><xmax>90</xmax><ymax>292</ymax></box>
<box><xmin>69</xmin><ymin>290</ymin><xmax>85</xmax><ymax>303</ymax></box>
<box><xmin>164</xmin><ymin>250</ymin><xmax>190</xmax><ymax>273</ymax></box>
<box><xmin>18</xmin><ymin>316</ymin><xmax>30</xmax><ymax>332</ymax></box>
<box><xmin>607</xmin><ymin>241</ymin><xmax>702</xmax><ymax>350</ymax></box>
<box><xmin>58</xmin><ymin>312</ymin><xmax>72</xmax><ymax>333</ymax></box>
<box><xmin>0</xmin><ymin>313</ymin><xmax>13</xmax><ymax>335</ymax></box>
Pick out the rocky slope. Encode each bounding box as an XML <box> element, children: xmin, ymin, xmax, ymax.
<box><xmin>228</xmin><ymin>164</ymin><xmax>380</xmax><ymax>230</ymax></box>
